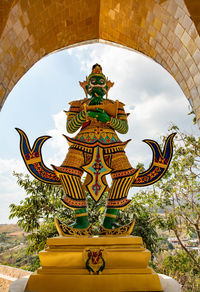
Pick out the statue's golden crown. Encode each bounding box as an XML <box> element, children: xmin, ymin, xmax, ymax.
<box><xmin>91</xmin><ymin>64</ymin><xmax>102</xmax><ymax>74</ymax></box>
<box><xmin>87</xmin><ymin>64</ymin><xmax>105</xmax><ymax>79</ymax></box>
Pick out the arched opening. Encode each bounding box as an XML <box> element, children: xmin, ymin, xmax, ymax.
<box><xmin>0</xmin><ymin>43</ymin><xmax>198</xmax><ymax>224</ymax></box>
<box><xmin>1</xmin><ymin>1</ymin><xmax>200</xmax><ymax>289</ymax></box>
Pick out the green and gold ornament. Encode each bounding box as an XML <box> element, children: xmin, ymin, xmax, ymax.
<box><xmin>16</xmin><ymin>64</ymin><xmax>175</xmax><ymax>236</ymax></box>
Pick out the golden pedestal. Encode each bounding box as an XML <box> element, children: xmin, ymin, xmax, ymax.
<box><xmin>25</xmin><ymin>236</ymin><xmax>162</xmax><ymax>292</ymax></box>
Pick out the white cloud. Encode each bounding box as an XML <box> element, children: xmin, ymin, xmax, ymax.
<box><xmin>0</xmin><ymin>158</ymin><xmax>28</xmax><ymax>223</ymax></box>
<box><xmin>45</xmin><ymin>111</ymin><xmax>68</xmax><ymax>164</ymax></box>
<box><xmin>0</xmin><ymin>158</ymin><xmax>25</xmax><ymax>174</ymax></box>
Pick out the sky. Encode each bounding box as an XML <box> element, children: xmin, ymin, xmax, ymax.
<box><xmin>0</xmin><ymin>43</ymin><xmax>199</xmax><ymax>224</ymax></box>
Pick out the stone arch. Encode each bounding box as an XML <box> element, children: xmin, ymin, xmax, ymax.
<box><xmin>0</xmin><ymin>0</ymin><xmax>200</xmax><ymax>126</ymax></box>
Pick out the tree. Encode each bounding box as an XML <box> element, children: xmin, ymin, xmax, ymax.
<box><xmin>146</xmin><ymin>125</ymin><xmax>200</xmax><ymax>272</ymax></box>
<box><xmin>9</xmin><ymin>173</ymin><xmax>72</xmax><ymax>255</ymax></box>
<box><xmin>161</xmin><ymin>250</ymin><xmax>200</xmax><ymax>291</ymax></box>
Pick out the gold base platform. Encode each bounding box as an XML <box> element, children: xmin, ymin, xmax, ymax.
<box><xmin>25</xmin><ymin>236</ymin><xmax>163</xmax><ymax>292</ymax></box>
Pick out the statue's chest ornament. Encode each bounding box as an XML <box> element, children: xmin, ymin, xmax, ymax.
<box><xmin>94</xmin><ymin>127</ymin><xmax>103</xmax><ymax>139</ymax></box>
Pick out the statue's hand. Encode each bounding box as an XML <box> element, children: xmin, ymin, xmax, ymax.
<box><xmin>87</xmin><ymin>110</ymin><xmax>98</xmax><ymax>119</ymax></box>
<box><xmin>87</xmin><ymin>109</ymin><xmax>111</xmax><ymax>123</ymax></box>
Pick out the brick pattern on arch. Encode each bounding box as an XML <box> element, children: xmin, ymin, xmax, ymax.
<box><xmin>0</xmin><ymin>0</ymin><xmax>200</xmax><ymax>126</ymax></box>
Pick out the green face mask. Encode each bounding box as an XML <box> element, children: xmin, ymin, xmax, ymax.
<box><xmin>87</xmin><ymin>75</ymin><xmax>108</xmax><ymax>99</ymax></box>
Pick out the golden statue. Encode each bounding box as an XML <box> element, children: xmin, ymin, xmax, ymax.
<box><xmin>16</xmin><ymin>64</ymin><xmax>175</xmax><ymax>292</ymax></box>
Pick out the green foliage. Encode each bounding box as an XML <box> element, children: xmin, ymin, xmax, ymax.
<box><xmin>0</xmin><ymin>245</ymin><xmax>39</xmax><ymax>271</ymax></box>
<box><xmin>161</xmin><ymin>250</ymin><xmax>200</xmax><ymax>292</ymax></box>
<box><xmin>9</xmin><ymin>172</ymin><xmax>74</xmax><ymax>269</ymax></box>
<box><xmin>0</xmin><ymin>231</ymin><xmax>23</xmax><ymax>254</ymax></box>
<box><xmin>146</xmin><ymin>125</ymin><xmax>200</xmax><ymax>274</ymax></box>
<box><xmin>9</xmin><ymin>172</ymin><xmax>73</xmax><ymax>232</ymax></box>
<box><xmin>119</xmin><ymin>191</ymin><xmax>162</xmax><ymax>258</ymax></box>
<box><xmin>0</xmin><ymin>232</ymin><xmax>7</xmax><ymax>243</ymax></box>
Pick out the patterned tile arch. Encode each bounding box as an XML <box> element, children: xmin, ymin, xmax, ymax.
<box><xmin>0</xmin><ymin>0</ymin><xmax>200</xmax><ymax>126</ymax></box>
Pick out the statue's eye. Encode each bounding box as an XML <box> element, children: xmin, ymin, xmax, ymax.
<box><xmin>90</xmin><ymin>78</ymin><xmax>96</xmax><ymax>84</ymax></box>
<box><xmin>100</xmin><ymin>79</ymin><xmax>105</xmax><ymax>84</ymax></box>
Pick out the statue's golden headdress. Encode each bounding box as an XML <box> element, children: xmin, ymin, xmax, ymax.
<box><xmin>79</xmin><ymin>64</ymin><xmax>114</xmax><ymax>97</ymax></box>
<box><xmin>90</xmin><ymin>64</ymin><xmax>103</xmax><ymax>75</ymax></box>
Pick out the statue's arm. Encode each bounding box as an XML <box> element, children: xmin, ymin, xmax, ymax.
<box><xmin>67</xmin><ymin>111</ymin><xmax>86</xmax><ymax>133</ymax></box>
<box><xmin>66</xmin><ymin>101</ymin><xmax>86</xmax><ymax>133</ymax></box>
<box><xmin>108</xmin><ymin>117</ymin><xmax>128</xmax><ymax>134</ymax></box>
<box><xmin>108</xmin><ymin>102</ymin><xmax>128</xmax><ymax>134</ymax></box>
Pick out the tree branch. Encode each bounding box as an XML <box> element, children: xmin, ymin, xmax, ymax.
<box><xmin>173</xmin><ymin>229</ymin><xmax>200</xmax><ymax>271</ymax></box>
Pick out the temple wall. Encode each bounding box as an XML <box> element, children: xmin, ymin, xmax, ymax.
<box><xmin>0</xmin><ymin>265</ymin><xmax>31</xmax><ymax>292</ymax></box>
